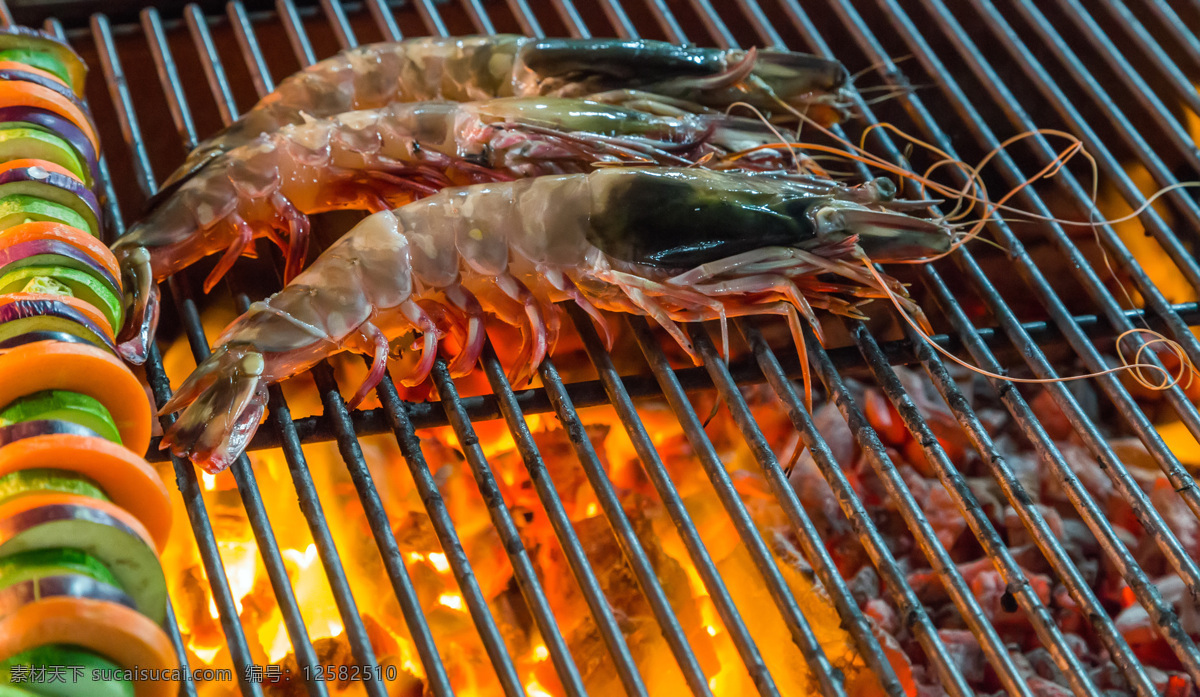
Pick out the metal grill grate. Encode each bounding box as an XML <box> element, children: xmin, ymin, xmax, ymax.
<box><xmin>8</xmin><ymin>1</ymin><xmax>1200</xmax><ymax>695</ymax></box>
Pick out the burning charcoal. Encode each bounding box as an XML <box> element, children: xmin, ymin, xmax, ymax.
<box><xmin>788</xmin><ymin>442</ymin><xmax>853</xmax><ymax>539</ymax></box>
<box><xmin>864</xmin><ymin>598</ymin><xmax>899</xmax><ymax>635</ymax></box>
<box><xmin>1028</xmin><ymin>389</ymin><xmax>1075</xmax><ymax>441</ymax></box>
<box><xmin>939</xmin><ymin>629</ymin><xmax>987</xmax><ymax>684</ymax></box>
<box><xmin>532</xmin><ymin>504</ymin><xmax>721</xmax><ymax>695</ymax></box>
<box><xmin>847</xmin><ymin>564</ymin><xmax>881</xmax><ymax>605</ymax></box>
<box><xmin>924</xmin><ymin>480</ymin><xmax>968</xmax><ymax>552</ymax></box>
<box><xmin>1047</xmin><ymin>443</ymin><xmax>1114</xmax><ymax>506</ymax></box>
<box><xmin>1151</xmin><ymin>476</ymin><xmax>1200</xmax><ymax>561</ymax></box>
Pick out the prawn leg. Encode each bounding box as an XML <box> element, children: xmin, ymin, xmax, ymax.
<box><xmin>274</xmin><ymin>192</ymin><xmax>312</xmax><ymax>284</ymax></box>
<box><xmin>394</xmin><ymin>299</ymin><xmax>440</xmax><ymax>387</ymax></box>
<box><xmin>444</xmin><ymin>285</ymin><xmax>488</xmax><ymax>377</ymax></box>
<box><xmin>345</xmin><ymin>320</ymin><xmax>389</xmax><ymax>409</ymax></box>
<box><xmin>203</xmin><ymin>217</ymin><xmax>255</xmax><ymax>293</ymax></box>
<box><xmin>543</xmin><ymin>267</ymin><xmax>614</xmax><ymax>350</ymax></box>
<box><xmin>593</xmin><ymin>268</ymin><xmax>730</xmax><ymax>362</ymax></box>
<box><xmin>494</xmin><ymin>274</ymin><xmax>549</xmax><ymax>387</ymax></box>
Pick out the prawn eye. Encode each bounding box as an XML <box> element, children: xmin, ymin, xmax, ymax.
<box><xmin>586</xmin><ymin>170</ymin><xmax>820</xmax><ymax>269</ymax></box>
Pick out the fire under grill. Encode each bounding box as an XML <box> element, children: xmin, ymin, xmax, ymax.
<box><xmin>12</xmin><ymin>0</ymin><xmax>1200</xmax><ymax>695</ymax></box>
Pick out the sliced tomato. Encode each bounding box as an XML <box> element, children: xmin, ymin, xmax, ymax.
<box><xmin>0</xmin><ymin>342</ymin><xmax>151</xmax><ymax>454</ymax></box>
<box><xmin>0</xmin><ymin>222</ymin><xmax>119</xmax><ymax>289</ymax></box>
<box><xmin>0</xmin><ymin>157</ymin><xmax>81</xmax><ymax>183</ymax></box>
<box><xmin>0</xmin><ymin>434</ymin><xmax>170</xmax><ymax>551</ymax></box>
<box><xmin>0</xmin><ymin>61</ymin><xmax>69</xmax><ymax>89</ymax></box>
<box><xmin>0</xmin><ymin>596</ymin><xmax>177</xmax><ymax>697</ymax></box>
<box><xmin>0</xmin><ymin>291</ymin><xmax>115</xmax><ymax>340</ymax></box>
<box><xmin>0</xmin><ymin>81</ymin><xmax>97</xmax><ymax>153</ymax></box>
<box><xmin>0</xmin><ymin>490</ymin><xmax>156</xmax><ymax>549</ymax></box>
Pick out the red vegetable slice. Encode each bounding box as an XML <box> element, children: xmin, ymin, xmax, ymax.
<box><xmin>0</xmin><ymin>80</ymin><xmax>98</xmax><ymax>153</ymax></box>
<box><xmin>0</xmin><ymin>239</ymin><xmax>121</xmax><ymax>293</ymax></box>
<box><xmin>0</xmin><ymin>222</ymin><xmax>120</xmax><ymax>283</ymax></box>
<box><xmin>0</xmin><ymin>293</ymin><xmax>114</xmax><ymax>340</ymax></box>
<box><xmin>0</xmin><ymin>61</ymin><xmax>67</xmax><ymax>88</ymax></box>
<box><xmin>0</xmin><ymin>157</ymin><xmax>79</xmax><ymax>182</ymax></box>
<box><xmin>0</xmin><ymin>434</ymin><xmax>171</xmax><ymax>551</ymax></box>
<box><xmin>0</xmin><ymin>596</ymin><xmax>176</xmax><ymax>697</ymax></box>
<box><xmin>0</xmin><ymin>342</ymin><xmax>151</xmax><ymax>454</ymax></box>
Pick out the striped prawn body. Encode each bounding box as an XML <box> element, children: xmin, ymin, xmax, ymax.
<box><xmin>159</xmin><ymin>168</ymin><xmax>950</xmax><ymax>473</ymax></box>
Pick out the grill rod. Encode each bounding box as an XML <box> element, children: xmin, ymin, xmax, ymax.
<box><xmin>815</xmin><ymin>0</ymin><xmax>1200</xmax><ymax>687</ymax></box>
<box><xmin>23</xmin><ymin>1</ymin><xmax>1200</xmax><ymax>695</ymax></box>
<box><xmin>101</xmin><ymin>8</ymin><xmax>333</xmax><ymax>694</ymax></box>
<box><xmin>842</xmin><ymin>0</ymin><xmax>1200</xmax><ymax>683</ymax></box>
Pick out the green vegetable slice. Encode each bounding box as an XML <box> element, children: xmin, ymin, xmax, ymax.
<box><xmin>0</xmin><ymin>391</ymin><xmax>121</xmax><ymax>444</ymax></box>
<box><xmin>0</xmin><ymin>267</ymin><xmax>122</xmax><ymax>333</ymax></box>
<box><xmin>1</xmin><ymin>644</ymin><xmax>132</xmax><ymax>697</ymax></box>
<box><xmin>0</xmin><ymin>129</ymin><xmax>85</xmax><ymax>185</ymax></box>
<box><xmin>0</xmin><ymin>49</ymin><xmax>70</xmax><ymax>85</ymax></box>
<box><xmin>0</xmin><ymin>469</ymin><xmax>110</xmax><ymax>507</ymax></box>
<box><xmin>0</xmin><ymin>195</ymin><xmax>90</xmax><ymax>235</ymax></box>
<box><xmin>0</xmin><ymin>547</ymin><xmax>120</xmax><ymax>591</ymax></box>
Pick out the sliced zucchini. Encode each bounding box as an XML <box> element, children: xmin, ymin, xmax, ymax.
<box><xmin>0</xmin><ymin>470</ymin><xmax>109</xmax><ymax>507</ymax></box>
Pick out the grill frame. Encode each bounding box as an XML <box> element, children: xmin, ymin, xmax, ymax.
<box><xmin>8</xmin><ymin>1</ymin><xmax>1200</xmax><ymax>696</ymax></box>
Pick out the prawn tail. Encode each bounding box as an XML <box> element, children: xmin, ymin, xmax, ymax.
<box><xmin>115</xmin><ymin>246</ymin><xmax>158</xmax><ymax>366</ymax></box>
<box><xmin>159</xmin><ymin>344</ymin><xmax>269</xmax><ymax>474</ymax></box>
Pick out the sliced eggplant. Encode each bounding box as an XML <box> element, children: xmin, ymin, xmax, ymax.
<box><xmin>0</xmin><ymin>421</ymin><xmax>101</xmax><ymax>447</ymax></box>
<box><xmin>1</xmin><ymin>645</ymin><xmax>133</xmax><ymax>697</ymax></box>
<box><xmin>0</xmin><ymin>240</ymin><xmax>121</xmax><ymax>295</ymax></box>
<box><xmin>0</xmin><ymin>268</ymin><xmax>121</xmax><ymax>332</ymax></box>
<box><xmin>0</xmin><ymin>28</ymin><xmax>85</xmax><ymax>96</ymax></box>
<box><xmin>0</xmin><ymin>109</ymin><xmax>97</xmax><ymax>180</ymax></box>
<box><xmin>0</xmin><ymin>575</ymin><xmax>137</xmax><ymax>619</ymax></box>
<box><xmin>0</xmin><ymin>392</ymin><xmax>121</xmax><ymax>445</ymax></box>
<box><xmin>0</xmin><ymin>299</ymin><xmax>113</xmax><ymax>350</ymax></box>
<box><xmin>0</xmin><ymin>71</ymin><xmax>90</xmax><ymax>120</ymax></box>
<box><xmin>0</xmin><ymin>168</ymin><xmax>98</xmax><ymax>233</ymax></box>
<box><xmin>0</xmin><ymin>470</ymin><xmax>110</xmax><ymax>506</ymax></box>
<box><xmin>0</xmin><ymin>129</ymin><xmax>86</xmax><ymax>186</ymax></box>
<box><xmin>0</xmin><ymin>195</ymin><xmax>90</xmax><ymax>234</ymax></box>
<box><xmin>0</xmin><ymin>548</ymin><xmax>119</xmax><ymax>591</ymax></box>
<box><xmin>0</xmin><ymin>332</ymin><xmax>94</xmax><ymax>351</ymax></box>
<box><xmin>0</xmin><ymin>503</ymin><xmax>163</xmax><ymax>624</ymax></box>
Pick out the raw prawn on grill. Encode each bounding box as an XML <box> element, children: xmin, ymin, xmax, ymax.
<box><xmin>159</xmin><ymin>167</ymin><xmax>951</xmax><ymax>473</ymax></box>
<box><xmin>155</xmin><ymin>34</ymin><xmax>852</xmax><ymax>196</ymax></box>
<box><xmin>112</xmin><ymin>97</ymin><xmax>795</xmax><ymax>364</ymax></box>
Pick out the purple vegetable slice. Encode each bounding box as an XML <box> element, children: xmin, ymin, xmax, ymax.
<box><xmin>0</xmin><ymin>107</ymin><xmax>98</xmax><ymax>179</ymax></box>
<box><xmin>0</xmin><ymin>27</ymin><xmax>85</xmax><ymax>96</ymax></box>
<box><xmin>0</xmin><ymin>166</ymin><xmax>99</xmax><ymax>232</ymax></box>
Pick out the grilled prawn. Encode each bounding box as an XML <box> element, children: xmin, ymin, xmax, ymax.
<box><xmin>157</xmin><ymin>35</ymin><xmax>851</xmax><ymax>195</ymax></box>
<box><xmin>113</xmin><ymin>97</ymin><xmax>790</xmax><ymax>364</ymax></box>
<box><xmin>159</xmin><ymin>168</ymin><xmax>950</xmax><ymax>473</ymax></box>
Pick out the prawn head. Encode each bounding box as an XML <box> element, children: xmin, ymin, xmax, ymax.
<box><xmin>159</xmin><ymin>343</ymin><xmax>270</xmax><ymax>474</ymax></box>
<box><xmin>115</xmin><ymin>246</ymin><xmax>158</xmax><ymax>365</ymax></box>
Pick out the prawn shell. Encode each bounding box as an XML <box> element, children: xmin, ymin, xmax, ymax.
<box><xmin>396</xmin><ymin>194</ymin><xmax>464</xmax><ymax>288</ymax></box>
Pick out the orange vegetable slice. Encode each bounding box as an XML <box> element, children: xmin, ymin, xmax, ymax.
<box><xmin>0</xmin><ymin>490</ymin><xmax>156</xmax><ymax>549</ymax></box>
<box><xmin>0</xmin><ymin>342</ymin><xmax>150</xmax><ymax>454</ymax></box>
<box><xmin>0</xmin><ymin>596</ymin><xmax>177</xmax><ymax>697</ymax></box>
<box><xmin>0</xmin><ymin>291</ymin><xmax>115</xmax><ymax>340</ymax></box>
<box><xmin>0</xmin><ymin>434</ymin><xmax>170</xmax><ymax>551</ymax></box>
<box><xmin>0</xmin><ymin>81</ymin><xmax>97</xmax><ymax>152</ymax></box>
<box><xmin>0</xmin><ymin>221</ymin><xmax>121</xmax><ymax>285</ymax></box>
<box><xmin>0</xmin><ymin>61</ymin><xmax>70</xmax><ymax>89</ymax></box>
<box><xmin>0</xmin><ymin>157</ymin><xmax>81</xmax><ymax>183</ymax></box>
